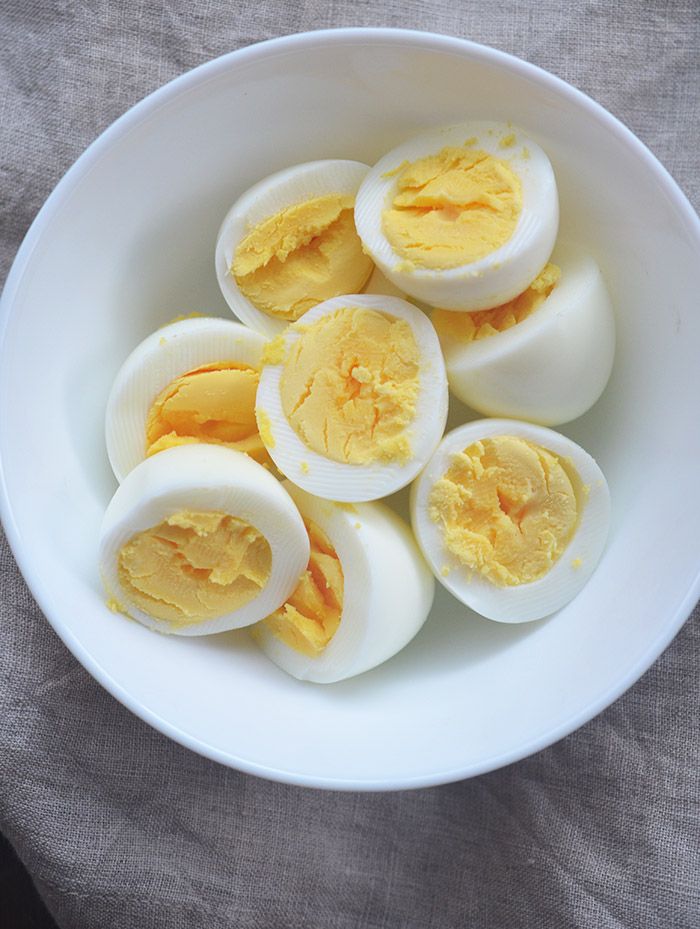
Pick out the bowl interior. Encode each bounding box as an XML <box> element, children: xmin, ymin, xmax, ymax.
<box><xmin>2</xmin><ymin>30</ymin><xmax>699</xmax><ymax>788</ymax></box>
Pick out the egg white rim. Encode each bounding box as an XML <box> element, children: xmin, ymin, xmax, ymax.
<box><xmin>105</xmin><ymin>317</ymin><xmax>266</xmax><ymax>483</ymax></box>
<box><xmin>215</xmin><ymin>159</ymin><xmax>372</xmax><ymax>339</ymax></box>
<box><xmin>410</xmin><ymin>419</ymin><xmax>611</xmax><ymax>623</ymax></box>
<box><xmin>98</xmin><ymin>445</ymin><xmax>310</xmax><ymax>636</ymax></box>
<box><xmin>354</xmin><ymin>121</ymin><xmax>559</xmax><ymax>310</ymax></box>
<box><xmin>255</xmin><ymin>293</ymin><xmax>449</xmax><ymax>502</ymax></box>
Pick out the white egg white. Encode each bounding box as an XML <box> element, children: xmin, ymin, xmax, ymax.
<box><xmin>355</xmin><ymin>121</ymin><xmax>559</xmax><ymax>311</ymax></box>
<box><xmin>98</xmin><ymin>445</ymin><xmax>310</xmax><ymax>636</ymax></box>
<box><xmin>252</xmin><ymin>481</ymin><xmax>435</xmax><ymax>683</ymax></box>
<box><xmin>255</xmin><ymin>294</ymin><xmax>449</xmax><ymax>502</ymax></box>
<box><xmin>105</xmin><ymin>316</ymin><xmax>266</xmax><ymax>483</ymax></box>
<box><xmin>410</xmin><ymin>419</ymin><xmax>611</xmax><ymax>623</ymax></box>
<box><xmin>215</xmin><ymin>159</ymin><xmax>372</xmax><ymax>339</ymax></box>
<box><xmin>436</xmin><ymin>241</ymin><xmax>616</xmax><ymax>425</ymax></box>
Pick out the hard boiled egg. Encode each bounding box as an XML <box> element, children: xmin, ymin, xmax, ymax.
<box><xmin>255</xmin><ymin>293</ymin><xmax>449</xmax><ymax>502</ymax></box>
<box><xmin>411</xmin><ymin>419</ymin><xmax>610</xmax><ymax>623</ymax></box>
<box><xmin>105</xmin><ymin>316</ymin><xmax>269</xmax><ymax>483</ymax></box>
<box><xmin>355</xmin><ymin>121</ymin><xmax>558</xmax><ymax>310</ymax></box>
<box><xmin>431</xmin><ymin>241</ymin><xmax>616</xmax><ymax>424</ymax></box>
<box><xmin>251</xmin><ymin>481</ymin><xmax>435</xmax><ymax>682</ymax></box>
<box><xmin>216</xmin><ymin>160</ymin><xmax>374</xmax><ymax>339</ymax></box>
<box><xmin>98</xmin><ymin>445</ymin><xmax>310</xmax><ymax>636</ymax></box>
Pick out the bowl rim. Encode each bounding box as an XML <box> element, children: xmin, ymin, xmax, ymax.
<box><xmin>1</xmin><ymin>26</ymin><xmax>699</xmax><ymax>791</ymax></box>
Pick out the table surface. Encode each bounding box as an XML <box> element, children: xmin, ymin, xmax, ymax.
<box><xmin>1</xmin><ymin>3</ymin><xmax>699</xmax><ymax>928</ymax></box>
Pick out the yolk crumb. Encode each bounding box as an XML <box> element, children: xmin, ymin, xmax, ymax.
<box><xmin>382</xmin><ymin>146</ymin><xmax>522</xmax><ymax>270</ymax></box>
<box><xmin>260</xmin><ymin>519</ymin><xmax>344</xmax><ymax>656</ymax></box>
<box><xmin>232</xmin><ymin>193</ymin><xmax>374</xmax><ymax>321</ymax></box>
<box><xmin>432</xmin><ymin>263</ymin><xmax>560</xmax><ymax>343</ymax></box>
<box><xmin>118</xmin><ymin>510</ymin><xmax>272</xmax><ymax>625</ymax></box>
<box><xmin>279</xmin><ymin>307</ymin><xmax>420</xmax><ymax>465</ymax></box>
<box><xmin>429</xmin><ymin>436</ymin><xmax>579</xmax><ymax>586</ymax></box>
<box><xmin>146</xmin><ymin>362</ymin><xmax>272</xmax><ymax>467</ymax></box>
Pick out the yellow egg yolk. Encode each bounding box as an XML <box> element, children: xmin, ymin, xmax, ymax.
<box><xmin>279</xmin><ymin>307</ymin><xmax>420</xmax><ymax>465</ymax></box>
<box><xmin>382</xmin><ymin>146</ymin><xmax>522</xmax><ymax>270</ymax></box>
<box><xmin>117</xmin><ymin>510</ymin><xmax>272</xmax><ymax>626</ymax></box>
<box><xmin>259</xmin><ymin>519</ymin><xmax>344</xmax><ymax>656</ymax></box>
<box><xmin>232</xmin><ymin>193</ymin><xmax>374</xmax><ymax>321</ymax></box>
<box><xmin>429</xmin><ymin>436</ymin><xmax>579</xmax><ymax>586</ymax></box>
<box><xmin>145</xmin><ymin>362</ymin><xmax>272</xmax><ymax>467</ymax></box>
<box><xmin>432</xmin><ymin>263</ymin><xmax>561</xmax><ymax>343</ymax></box>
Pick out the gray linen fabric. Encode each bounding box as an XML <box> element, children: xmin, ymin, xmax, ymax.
<box><xmin>1</xmin><ymin>2</ymin><xmax>699</xmax><ymax>927</ymax></box>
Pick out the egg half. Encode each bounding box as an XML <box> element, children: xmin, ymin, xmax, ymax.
<box><xmin>410</xmin><ymin>419</ymin><xmax>610</xmax><ymax>623</ymax></box>
<box><xmin>355</xmin><ymin>121</ymin><xmax>558</xmax><ymax>310</ymax></box>
<box><xmin>431</xmin><ymin>241</ymin><xmax>616</xmax><ymax>424</ymax></box>
<box><xmin>216</xmin><ymin>160</ymin><xmax>374</xmax><ymax>338</ymax></box>
<box><xmin>255</xmin><ymin>293</ymin><xmax>449</xmax><ymax>502</ymax></box>
<box><xmin>105</xmin><ymin>316</ymin><xmax>269</xmax><ymax>483</ymax></box>
<box><xmin>98</xmin><ymin>445</ymin><xmax>309</xmax><ymax>635</ymax></box>
<box><xmin>251</xmin><ymin>481</ymin><xmax>435</xmax><ymax>682</ymax></box>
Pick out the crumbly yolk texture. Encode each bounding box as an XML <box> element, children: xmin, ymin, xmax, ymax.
<box><xmin>232</xmin><ymin>193</ymin><xmax>374</xmax><ymax>321</ymax></box>
<box><xmin>260</xmin><ymin>519</ymin><xmax>344</xmax><ymax>657</ymax></box>
<box><xmin>118</xmin><ymin>510</ymin><xmax>272</xmax><ymax>626</ymax></box>
<box><xmin>146</xmin><ymin>362</ymin><xmax>272</xmax><ymax>468</ymax></box>
<box><xmin>429</xmin><ymin>436</ymin><xmax>578</xmax><ymax>586</ymax></box>
<box><xmin>382</xmin><ymin>146</ymin><xmax>522</xmax><ymax>270</ymax></box>
<box><xmin>432</xmin><ymin>263</ymin><xmax>560</xmax><ymax>343</ymax></box>
<box><xmin>280</xmin><ymin>307</ymin><xmax>420</xmax><ymax>465</ymax></box>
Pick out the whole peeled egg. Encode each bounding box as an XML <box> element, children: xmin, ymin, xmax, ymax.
<box><xmin>410</xmin><ymin>419</ymin><xmax>611</xmax><ymax>623</ymax></box>
<box><xmin>251</xmin><ymin>481</ymin><xmax>435</xmax><ymax>683</ymax></box>
<box><xmin>431</xmin><ymin>241</ymin><xmax>616</xmax><ymax>425</ymax></box>
<box><xmin>216</xmin><ymin>159</ymin><xmax>374</xmax><ymax>338</ymax></box>
<box><xmin>98</xmin><ymin>445</ymin><xmax>310</xmax><ymax>636</ymax></box>
<box><xmin>355</xmin><ymin>121</ymin><xmax>558</xmax><ymax>311</ymax></box>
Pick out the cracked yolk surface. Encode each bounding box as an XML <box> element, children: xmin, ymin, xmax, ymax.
<box><xmin>260</xmin><ymin>519</ymin><xmax>344</xmax><ymax>656</ymax></box>
<box><xmin>432</xmin><ymin>263</ymin><xmax>560</xmax><ymax>343</ymax></box>
<box><xmin>118</xmin><ymin>510</ymin><xmax>272</xmax><ymax>626</ymax></box>
<box><xmin>279</xmin><ymin>307</ymin><xmax>420</xmax><ymax>465</ymax></box>
<box><xmin>429</xmin><ymin>436</ymin><xmax>578</xmax><ymax>586</ymax></box>
<box><xmin>382</xmin><ymin>146</ymin><xmax>522</xmax><ymax>270</ymax></box>
<box><xmin>145</xmin><ymin>362</ymin><xmax>272</xmax><ymax>467</ymax></box>
<box><xmin>232</xmin><ymin>193</ymin><xmax>374</xmax><ymax>320</ymax></box>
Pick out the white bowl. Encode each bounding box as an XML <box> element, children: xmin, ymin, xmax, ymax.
<box><xmin>1</xmin><ymin>29</ymin><xmax>699</xmax><ymax>790</ymax></box>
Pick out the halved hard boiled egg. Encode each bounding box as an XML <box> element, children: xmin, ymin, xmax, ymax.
<box><xmin>251</xmin><ymin>481</ymin><xmax>435</xmax><ymax>682</ymax></box>
<box><xmin>255</xmin><ymin>293</ymin><xmax>449</xmax><ymax>502</ymax></box>
<box><xmin>431</xmin><ymin>241</ymin><xmax>616</xmax><ymax>424</ymax></box>
<box><xmin>99</xmin><ymin>445</ymin><xmax>310</xmax><ymax>635</ymax></box>
<box><xmin>105</xmin><ymin>317</ymin><xmax>269</xmax><ymax>483</ymax></box>
<box><xmin>411</xmin><ymin>420</ymin><xmax>610</xmax><ymax>623</ymax></box>
<box><xmin>216</xmin><ymin>160</ymin><xmax>374</xmax><ymax>339</ymax></box>
<box><xmin>355</xmin><ymin>121</ymin><xmax>558</xmax><ymax>310</ymax></box>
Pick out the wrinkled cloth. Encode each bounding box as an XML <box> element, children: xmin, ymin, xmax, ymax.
<box><xmin>1</xmin><ymin>2</ymin><xmax>699</xmax><ymax>928</ymax></box>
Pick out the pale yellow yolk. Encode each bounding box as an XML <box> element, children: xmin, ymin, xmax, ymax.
<box><xmin>382</xmin><ymin>146</ymin><xmax>522</xmax><ymax>270</ymax></box>
<box><xmin>118</xmin><ymin>510</ymin><xmax>272</xmax><ymax>626</ymax></box>
<box><xmin>232</xmin><ymin>193</ymin><xmax>374</xmax><ymax>321</ymax></box>
<box><xmin>429</xmin><ymin>436</ymin><xmax>578</xmax><ymax>586</ymax></box>
<box><xmin>146</xmin><ymin>362</ymin><xmax>272</xmax><ymax>468</ymax></box>
<box><xmin>260</xmin><ymin>519</ymin><xmax>344</xmax><ymax>657</ymax></box>
<box><xmin>280</xmin><ymin>307</ymin><xmax>420</xmax><ymax>465</ymax></box>
<box><xmin>432</xmin><ymin>263</ymin><xmax>561</xmax><ymax>343</ymax></box>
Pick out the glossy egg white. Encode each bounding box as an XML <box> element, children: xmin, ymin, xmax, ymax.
<box><xmin>410</xmin><ymin>419</ymin><xmax>611</xmax><ymax>623</ymax></box>
<box><xmin>105</xmin><ymin>316</ymin><xmax>266</xmax><ymax>483</ymax></box>
<box><xmin>255</xmin><ymin>293</ymin><xmax>449</xmax><ymax>502</ymax></box>
<box><xmin>355</xmin><ymin>121</ymin><xmax>558</xmax><ymax>311</ymax></box>
<box><xmin>252</xmin><ymin>481</ymin><xmax>435</xmax><ymax>683</ymax></box>
<box><xmin>216</xmin><ymin>159</ymin><xmax>372</xmax><ymax>339</ymax></box>
<box><xmin>435</xmin><ymin>241</ymin><xmax>616</xmax><ymax>424</ymax></box>
<box><xmin>98</xmin><ymin>445</ymin><xmax>310</xmax><ymax>636</ymax></box>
